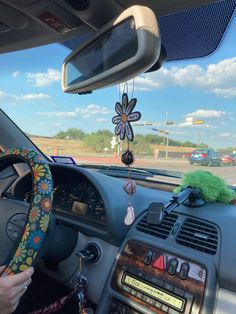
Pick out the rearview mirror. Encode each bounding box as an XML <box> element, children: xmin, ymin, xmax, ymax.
<box><xmin>62</xmin><ymin>5</ymin><xmax>161</xmax><ymax>94</ymax></box>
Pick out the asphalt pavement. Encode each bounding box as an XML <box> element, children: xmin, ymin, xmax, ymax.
<box><xmin>137</xmin><ymin>159</ymin><xmax>236</xmax><ymax>185</ymax></box>
<box><xmin>77</xmin><ymin>156</ymin><xmax>236</xmax><ymax>185</ymax></box>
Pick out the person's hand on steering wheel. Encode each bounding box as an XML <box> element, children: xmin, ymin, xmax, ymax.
<box><xmin>0</xmin><ymin>266</ymin><xmax>34</xmax><ymax>314</ymax></box>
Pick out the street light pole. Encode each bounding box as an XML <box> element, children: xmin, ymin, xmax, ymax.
<box><xmin>165</xmin><ymin>133</ymin><xmax>169</xmax><ymax>158</ymax></box>
<box><xmin>165</xmin><ymin>112</ymin><xmax>169</xmax><ymax>158</ymax></box>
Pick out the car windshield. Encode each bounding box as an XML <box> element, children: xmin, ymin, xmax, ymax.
<box><xmin>1</xmin><ymin>8</ymin><xmax>236</xmax><ymax>185</ymax></box>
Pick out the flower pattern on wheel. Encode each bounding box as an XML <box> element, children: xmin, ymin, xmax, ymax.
<box><xmin>0</xmin><ymin>148</ymin><xmax>53</xmax><ymax>275</ymax></box>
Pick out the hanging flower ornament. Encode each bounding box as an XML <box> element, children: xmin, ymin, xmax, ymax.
<box><xmin>112</xmin><ymin>91</ymin><xmax>141</xmax><ymax>226</ymax></box>
<box><xmin>112</xmin><ymin>93</ymin><xmax>141</xmax><ymax>142</ymax></box>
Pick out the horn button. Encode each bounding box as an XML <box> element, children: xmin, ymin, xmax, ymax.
<box><xmin>7</xmin><ymin>213</ymin><xmax>27</xmax><ymax>242</ymax></box>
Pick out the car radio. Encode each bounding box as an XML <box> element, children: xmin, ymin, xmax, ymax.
<box><xmin>112</xmin><ymin>240</ymin><xmax>207</xmax><ymax>314</ymax></box>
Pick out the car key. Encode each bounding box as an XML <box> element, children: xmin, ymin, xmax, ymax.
<box><xmin>75</xmin><ymin>274</ymin><xmax>87</xmax><ymax>313</ymax></box>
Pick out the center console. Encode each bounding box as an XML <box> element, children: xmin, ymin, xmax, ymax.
<box><xmin>110</xmin><ymin>240</ymin><xmax>207</xmax><ymax>314</ymax></box>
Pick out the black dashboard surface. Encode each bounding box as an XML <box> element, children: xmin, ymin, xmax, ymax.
<box><xmin>12</xmin><ymin>163</ymin><xmax>169</xmax><ymax>244</ymax></box>
<box><xmin>10</xmin><ymin>162</ymin><xmax>236</xmax><ymax>295</ymax></box>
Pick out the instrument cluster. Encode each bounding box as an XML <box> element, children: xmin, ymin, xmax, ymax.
<box><xmin>53</xmin><ymin>178</ymin><xmax>107</xmax><ymax>225</ymax></box>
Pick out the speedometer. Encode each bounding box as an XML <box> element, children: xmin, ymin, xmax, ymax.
<box><xmin>53</xmin><ymin>184</ymin><xmax>74</xmax><ymax>211</ymax></box>
<box><xmin>53</xmin><ymin>179</ymin><xmax>106</xmax><ymax>225</ymax></box>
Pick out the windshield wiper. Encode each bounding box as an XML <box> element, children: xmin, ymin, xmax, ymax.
<box><xmin>78</xmin><ymin>164</ymin><xmax>182</xmax><ymax>179</ymax></box>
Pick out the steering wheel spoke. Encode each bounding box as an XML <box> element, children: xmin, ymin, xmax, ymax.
<box><xmin>0</xmin><ymin>198</ymin><xmax>29</xmax><ymax>265</ymax></box>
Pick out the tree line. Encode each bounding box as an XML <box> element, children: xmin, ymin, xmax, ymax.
<box><xmin>54</xmin><ymin>128</ymin><xmax>208</xmax><ymax>154</ymax></box>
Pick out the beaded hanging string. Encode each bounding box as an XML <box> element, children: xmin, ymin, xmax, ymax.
<box><xmin>112</xmin><ymin>81</ymin><xmax>141</xmax><ymax>225</ymax></box>
<box><xmin>122</xmin><ymin>140</ymin><xmax>136</xmax><ymax>225</ymax></box>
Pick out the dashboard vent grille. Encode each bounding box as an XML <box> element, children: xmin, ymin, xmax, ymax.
<box><xmin>136</xmin><ymin>213</ymin><xmax>178</xmax><ymax>239</ymax></box>
<box><xmin>176</xmin><ymin>218</ymin><xmax>218</xmax><ymax>255</ymax></box>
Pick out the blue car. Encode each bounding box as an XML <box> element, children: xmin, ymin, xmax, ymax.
<box><xmin>188</xmin><ymin>149</ymin><xmax>221</xmax><ymax>166</ymax></box>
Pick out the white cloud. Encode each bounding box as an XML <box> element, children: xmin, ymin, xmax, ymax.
<box><xmin>96</xmin><ymin>117</ymin><xmax>109</xmax><ymax>123</ymax></box>
<box><xmin>17</xmin><ymin>93</ymin><xmax>50</xmax><ymax>101</ymax></box>
<box><xmin>26</xmin><ymin>68</ymin><xmax>61</xmax><ymax>87</ymax></box>
<box><xmin>75</xmin><ymin>104</ymin><xmax>111</xmax><ymax>117</ymax></box>
<box><xmin>175</xmin><ymin>122</ymin><xmax>195</xmax><ymax>128</ymax></box>
<box><xmin>12</xmin><ymin>71</ymin><xmax>20</xmax><ymax>78</ymax></box>
<box><xmin>120</xmin><ymin>77</ymin><xmax>160</xmax><ymax>92</ymax></box>
<box><xmin>0</xmin><ymin>90</ymin><xmax>7</xmax><ymax>98</ymax></box>
<box><xmin>174</xmin><ymin>121</ymin><xmax>212</xmax><ymax>128</ymax></box>
<box><xmin>37</xmin><ymin>111</ymin><xmax>76</xmax><ymax>118</ymax></box>
<box><xmin>127</xmin><ymin>57</ymin><xmax>236</xmax><ymax>98</ymax></box>
<box><xmin>219</xmin><ymin>132</ymin><xmax>231</xmax><ymax>137</ymax></box>
<box><xmin>36</xmin><ymin>104</ymin><xmax>111</xmax><ymax>119</ymax></box>
<box><xmin>0</xmin><ymin>90</ymin><xmax>50</xmax><ymax>103</ymax></box>
<box><xmin>218</xmin><ymin>132</ymin><xmax>236</xmax><ymax>138</ymax></box>
<box><xmin>185</xmin><ymin>109</ymin><xmax>226</xmax><ymax>119</ymax></box>
<box><xmin>213</xmin><ymin>88</ymin><xmax>236</xmax><ymax>99</ymax></box>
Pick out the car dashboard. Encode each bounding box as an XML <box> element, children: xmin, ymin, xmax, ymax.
<box><xmin>8</xmin><ymin>162</ymin><xmax>236</xmax><ymax>314</ymax></box>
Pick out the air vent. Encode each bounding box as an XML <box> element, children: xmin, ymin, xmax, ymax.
<box><xmin>136</xmin><ymin>213</ymin><xmax>178</xmax><ymax>239</ymax></box>
<box><xmin>176</xmin><ymin>218</ymin><xmax>218</xmax><ymax>255</ymax></box>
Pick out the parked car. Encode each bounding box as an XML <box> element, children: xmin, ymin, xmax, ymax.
<box><xmin>188</xmin><ymin>149</ymin><xmax>221</xmax><ymax>166</ymax></box>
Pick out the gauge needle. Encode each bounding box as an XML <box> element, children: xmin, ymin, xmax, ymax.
<box><xmin>69</xmin><ymin>193</ymin><xmax>82</xmax><ymax>201</ymax></box>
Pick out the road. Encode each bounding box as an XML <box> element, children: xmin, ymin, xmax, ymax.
<box><xmin>139</xmin><ymin>159</ymin><xmax>236</xmax><ymax>185</ymax></box>
<box><xmin>77</xmin><ymin>156</ymin><xmax>236</xmax><ymax>185</ymax></box>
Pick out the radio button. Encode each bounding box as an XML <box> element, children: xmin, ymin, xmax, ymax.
<box><xmin>136</xmin><ymin>291</ymin><xmax>143</xmax><ymax>299</ymax></box>
<box><xmin>149</xmin><ymin>276</ymin><xmax>164</xmax><ymax>287</ymax></box>
<box><xmin>131</xmin><ymin>289</ymin><xmax>137</xmax><ymax>296</ymax></box>
<box><xmin>179</xmin><ymin>263</ymin><xmax>190</xmax><ymax>280</ymax></box>
<box><xmin>142</xmin><ymin>295</ymin><xmax>148</xmax><ymax>302</ymax></box>
<box><xmin>168</xmin><ymin>258</ymin><xmax>178</xmax><ymax>276</ymax></box>
<box><xmin>164</xmin><ymin>282</ymin><xmax>174</xmax><ymax>292</ymax></box>
<box><xmin>161</xmin><ymin>304</ymin><xmax>169</xmax><ymax>312</ymax></box>
<box><xmin>144</xmin><ymin>250</ymin><xmax>153</xmax><ymax>265</ymax></box>
<box><xmin>173</xmin><ymin>287</ymin><xmax>185</xmax><ymax>297</ymax></box>
<box><xmin>152</xmin><ymin>255</ymin><xmax>165</xmax><ymax>271</ymax></box>
<box><xmin>122</xmin><ymin>285</ymin><xmax>131</xmax><ymax>293</ymax></box>
<box><xmin>155</xmin><ymin>301</ymin><xmax>162</xmax><ymax>309</ymax></box>
<box><xmin>146</xmin><ymin>297</ymin><xmax>155</xmax><ymax>305</ymax></box>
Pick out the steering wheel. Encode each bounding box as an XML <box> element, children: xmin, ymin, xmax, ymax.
<box><xmin>0</xmin><ymin>148</ymin><xmax>53</xmax><ymax>276</ymax></box>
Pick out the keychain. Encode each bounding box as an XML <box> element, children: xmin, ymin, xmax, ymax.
<box><xmin>74</xmin><ymin>254</ymin><xmax>94</xmax><ymax>314</ymax></box>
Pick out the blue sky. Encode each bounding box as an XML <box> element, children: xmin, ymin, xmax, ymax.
<box><xmin>0</xmin><ymin>13</ymin><xmax>236</xmax><ymax>149</ymax></box>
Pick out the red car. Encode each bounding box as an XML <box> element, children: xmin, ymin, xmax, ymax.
<box><xmin>221</xmin><ymin>154</ymin><xmax>236</xmax><ymax>166</ymax></box>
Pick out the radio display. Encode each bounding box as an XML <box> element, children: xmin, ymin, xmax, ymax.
<box><xmin>123</xmin><ymin>274</ymin><xmax>185</xmax><ymax>311</ymax></box>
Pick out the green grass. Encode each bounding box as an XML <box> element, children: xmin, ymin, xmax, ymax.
<box><xmin>30</xmin><ymin>136</ymin><xmax>195</xmax><ymax>159</ymax></box>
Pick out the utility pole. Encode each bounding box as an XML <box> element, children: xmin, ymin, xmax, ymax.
<box><xmin>165</xmin><ymin>133</ymin><xmax>169</xmax><ymax>158</ymax></box>
<box><xmin>133</xmin><ymin>118</ymin><xmax>204</xmax><ymax>158</ymax></box>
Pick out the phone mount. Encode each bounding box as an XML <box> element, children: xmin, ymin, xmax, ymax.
<box><xmin>146</xmin><ymin>187</ymin><xmax>204</xmax><ymax>225</ymax></box>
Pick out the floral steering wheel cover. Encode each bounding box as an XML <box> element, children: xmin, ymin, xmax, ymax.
<box><xmin>0</xmin><ymin>148</ymin><xmax>53</xmax><ymax>275</ymax></box>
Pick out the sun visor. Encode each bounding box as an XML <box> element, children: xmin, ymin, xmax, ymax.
<box><xmin>0</xmin><ymin>2</ymin><xmax>29</xmax><ymax>32</ymax></box>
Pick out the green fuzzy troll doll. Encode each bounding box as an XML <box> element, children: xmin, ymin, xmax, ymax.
<box><xmin>174</xmin><ymin>170</ymin><xmax>236</xmax><ymax>204</ymax></box>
